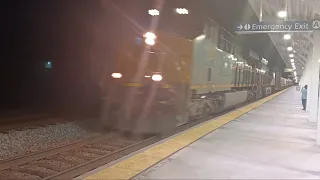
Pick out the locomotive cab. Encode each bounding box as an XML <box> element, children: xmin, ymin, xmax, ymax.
<box><xmin>101</xmin><ymin>30</ymin><xmax>193</xmax><ymax>134</ymax></box>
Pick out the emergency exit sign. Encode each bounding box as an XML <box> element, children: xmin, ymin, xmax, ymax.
<box><xmin>235</xmin><ymin>19</ymin><xmax>320</xmax><ymax>34</ymax></box>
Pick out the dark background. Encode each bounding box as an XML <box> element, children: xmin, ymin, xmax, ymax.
<box><xmin>1</xmin><ymin>0</ymin><xmax>287</xmax><ymax>116</ymax></box>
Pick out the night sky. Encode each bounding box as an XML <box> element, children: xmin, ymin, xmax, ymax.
<box><xmin>1</xmin><ymin>0</ymin><xmax>286</xmax><ymax>113</ymax></box>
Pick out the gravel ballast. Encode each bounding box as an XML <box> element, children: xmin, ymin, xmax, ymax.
<box><xmin>0</xmin><ymin>122</ymin><xmax>98</xmax><ymax>160</ymax></box>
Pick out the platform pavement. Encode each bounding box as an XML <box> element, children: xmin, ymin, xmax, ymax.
<box><xmin>78</xmin><ymin>87</ymin><xmax>320</xmax><ymax>179</ymax></box>
<box><xmin>133</xmin><ymin>87</ymin><xmax>320</xmax><ymax>179</ymax></box>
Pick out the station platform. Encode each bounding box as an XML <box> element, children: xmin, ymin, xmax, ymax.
<box><xmin>78</xmin><ymin>87</ymin><xmax>320</xmax><ymax>179</ymax></box>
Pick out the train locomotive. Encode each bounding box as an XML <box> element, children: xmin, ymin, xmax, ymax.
<box><xmin>101</xmin><ymin>19</ymin><xmax>293</xmax><ymax>135</ymax></box>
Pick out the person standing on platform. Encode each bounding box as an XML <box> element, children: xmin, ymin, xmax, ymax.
<box><xmin>301</xmin><ymin>85</ymin><xmax>308</xmax><ymax>110</ymax></box>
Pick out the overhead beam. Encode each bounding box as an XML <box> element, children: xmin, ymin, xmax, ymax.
<box><xmin>248</xmin><ymin>0</ymin><xmax>314</xmax><ymax>77</ymax></box>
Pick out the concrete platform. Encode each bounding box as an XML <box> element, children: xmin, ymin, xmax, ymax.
<box><xmin>80</xmin><ymin>87</ymin><xmax>320</xmax><ymax>179</ymax></box>
<box><xmin>136</xmin><ymin>88</ymin><xmax>319</xmax><ymax>179</ymax></box>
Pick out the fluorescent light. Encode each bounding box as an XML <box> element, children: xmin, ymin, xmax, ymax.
<box><xmin>175</xmin><ymin>8</ymin><xmax>188</xmax><ymax>15</ymax></box>
<box><xmin>278</xmin><ymin>11</ymin><xmax>287</xmax><ymax>18</ymax></box>
<box><xmin>287</xmin><ymin>47</ymin><xmax>293</xmax><ymax>51</ymax></box>
<box><xmin>289</xmin><ymin>54</ymin><xmax>294</xmax><ymax>58</ymax></box>
<box><xmin>284</xmin><ymin>34</ymin><xmax>291</xmax><ymax>40</ymax></box>
<box><xmin>148</xmin><ymin>9</ymin><xmax>159</xmax><ymax>16</ymax></box>
<box><xmin>290</xmin><ymin>59</ymin><xmax>294</xmax><ymax>62</ymax></box>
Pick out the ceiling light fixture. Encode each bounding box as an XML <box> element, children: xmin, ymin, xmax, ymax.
<box><xmin>278</xmin><ymin>11</ymin><xmax>287</xmax><ymax>18</ymax></box>
<box><xmin>284</xmin><ymin>34</ymin><xmax>291</xmax><ymax>40</ymax></box>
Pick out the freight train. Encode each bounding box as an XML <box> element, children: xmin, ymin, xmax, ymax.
<box><xmin>100</xmin><ymin>19</ymin><xmax>293</xmax><ymax>134</ymax></box>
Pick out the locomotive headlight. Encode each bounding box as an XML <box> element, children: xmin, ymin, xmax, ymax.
<box><xmin>144</xmin><ymin>32</ymin><xmax>156</xmax><ymax>45</ymax></box>
<box><xmin>111</xmin><ymin>73</ymin><xmax>122</xmax><ymax>79</ymax></box>
<box><xmin>145</xmin><ymin>38</ymin><xmax>155</xmax><ymax>45</ymax></box>
<box><xmin>144</xmin><ymin>32</ymin><xmax>156</xmax><ymax>39</ymax></box>
<box><xmin>152</xmin><ymin>74</ymin><xmax>162</xmax><ymax>81</ymax></box>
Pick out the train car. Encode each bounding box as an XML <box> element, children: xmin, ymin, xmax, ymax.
<box><xmin>184</xmin><ymin>20</ymin><xmax>284</xmax><ymax>122</ymax></box>
<box><xmin>280</xmin><ymin>77</ymin><xmax>293</xmax><ymax>89</ymax></box>
<box><xmin>101</xmin><ymin>19</ymin><xmax>292</xmax><ymax>135</ymax></box>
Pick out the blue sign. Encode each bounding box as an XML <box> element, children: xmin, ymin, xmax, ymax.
<box><xmin>235</xmin><ymin>20</ymin><xmax>320</xmax><ymax>34</ymax></box>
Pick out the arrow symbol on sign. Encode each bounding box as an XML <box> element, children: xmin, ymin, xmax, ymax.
<box><xmin>237</xmin><ymin>24</ymin><xmax>243</xmax><ymax>30</ymax></box>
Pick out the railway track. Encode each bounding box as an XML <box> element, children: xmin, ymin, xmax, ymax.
<box><xmin>0</xmin><ymin>92</ymin><xmax>282</xmax><ymax>180</ymax></box>
<box><xmin>0</xmin><ymin>132</ymin><xmax>157</xmax><ymax>179</ymax></box>
<box><xmin>0</xmin><ymin>107</ymin><xmax>239</xmax><ymax>180</ymax></box>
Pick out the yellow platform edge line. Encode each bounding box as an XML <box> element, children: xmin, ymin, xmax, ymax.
<box><xmin>85</xmin><ymin>89</ymin><xmax>288</xmax><ymax>180</ymax></box>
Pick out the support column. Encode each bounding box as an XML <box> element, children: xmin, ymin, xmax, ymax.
<box><xmin>309</xmin><ymin>31</ymin><xmax>320</xmax><ymax>124</ymax></box>
<box><xmin>314</xmin><ymin>31</ymin><xmax>320</xmax><ymax>145</ymax></box>
<box><xmin>306</xmin><ymin>60</ymin><xmax>312</xmax><ymax>111</ymax></box>
<box><xmin>300</xmin><ymin>68</ymin><xmax>306</xmax><ymax>87</ymax></box>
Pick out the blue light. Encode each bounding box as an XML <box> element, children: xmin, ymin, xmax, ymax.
<box><xmin>45</xmin><ymin>61</ymin><xmax>52</xmax><ymax>69</ymax></box>
<box><xmin>135</xmin><ymin>37</ymin><xmax>142</xmax><ymax>45</ymax></box>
